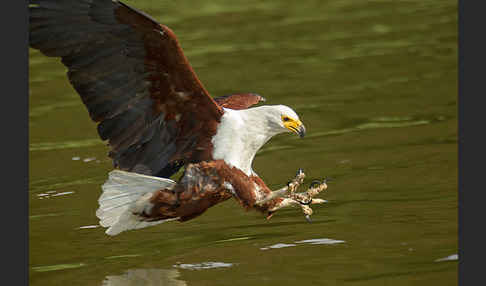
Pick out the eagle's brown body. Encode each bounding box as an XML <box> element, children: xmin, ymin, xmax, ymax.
<box><xmin>145</xmin><ymin>160</ymin><xmax>281</xmax><ymax>222</ymax></box>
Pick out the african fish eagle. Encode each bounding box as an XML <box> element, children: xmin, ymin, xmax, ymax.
<box><xmin>29</xmin><ymin>0</ymin><xmax>329</xmax><ymax>235</ymax></box>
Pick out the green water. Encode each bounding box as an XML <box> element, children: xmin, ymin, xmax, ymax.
<box><xmin>29</xmin><ymin>0</ymin><xmax>457</xmax><ymax>285</ymax></box>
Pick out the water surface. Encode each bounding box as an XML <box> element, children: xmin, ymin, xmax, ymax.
<box><xmin>29</xmin><ymin>0</ymin><xmax>457</xmax><ymax>285</ymax></box>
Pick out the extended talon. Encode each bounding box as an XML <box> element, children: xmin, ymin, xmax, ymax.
<box><xmin>266</xmin><ymin>211</ymin><xmax>275</xmax><ymax>220</ymax></box>
<box><xmin>305</xmin><ymin>215</ymin><xmax>312</xmax><ymax>223</ymax></box>
<box><xmin>311</xmin><ymin>199</ymin><xmax>327</xmax><ymax>204</ymax></box>
<box><xmin>301</xmin><ymin>204</ymin><xmax>313</xmax><ymax>222</ymax></box>
<box><xmin>322</xmin><ymin>177</ymin><xmax>333</xmax><ymax>184</ymax></box>
<box><xmin>255</xmin><ymin>170</ymin><xmax>307</xmax><ymax>206</ymax></box>
<box><xmin>296</xmin><ymin>168</ymin><xmax>304</xmax><ymax>176</ymax></box>
<box><xmin>262</xmin><ymin>170</ymin><xmax>330</xmax><ymax>220</ymax></box>
<box><xmin>295</xmin><ymin>198</ymin><xmax>313</xmax><ymax>205</ymax></box>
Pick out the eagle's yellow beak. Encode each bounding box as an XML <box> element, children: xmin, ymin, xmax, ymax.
<box><xmin>282</xmin><ymin>115</ymin><xmax>306</xmax><ymax>138</ymax></box>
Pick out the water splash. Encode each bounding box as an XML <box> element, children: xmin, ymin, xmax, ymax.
<box><xmin>435</xmin><ymin>254</ymin><xmax>458</xmax><ymax>262</ymax></box>
<box><xmin>261</xmin><ymin>238</ymin><xmax>345</xmax><ymax>250</ymax></box>
<box><xmin>36</xmin><ymin>191</ymin><xmax>75</xmax><ymax>199</ymax></box>
<box><xmin>260</xmin><ymin>243</ymin><xmax>297</xmax><ymax>250</ymax></box>
<box><xmin>30</xmin><ymin>177</ymin><xmax>101</xmax><ymax>194</ymax></box>
<box><xmin>29</xmin><ymin>213</ymin><xmax>63</xmax><ymax>220</ymax></box>
<box><xmin>173</xmin><ymin>262</ymin><xmax>235</xmax><ymax>270</ymax></box>
<box><xmin>295</xmin><ymin>238</ymin><xmax>345</xmax><ymax>245</ymax></box>
<box><xmin>78</xmin><ymin>225</ymin><xmax>99</xmax><ymax>229</ymax></box>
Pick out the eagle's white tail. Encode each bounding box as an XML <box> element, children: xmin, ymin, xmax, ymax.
<box><xmin>96</xmin><ymin>170</ymin><xmax>178</xmax><ymax>236</ymax></box>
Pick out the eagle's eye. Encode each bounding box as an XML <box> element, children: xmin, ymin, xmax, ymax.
<box><xmin>283</xmin><ymin>116</ymin><xmax>290</xmax><ymax>122</ymax></box>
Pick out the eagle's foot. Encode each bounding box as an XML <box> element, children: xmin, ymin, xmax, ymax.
<box><xmin>267</xmin><ymin>177</ymin><xmax>329</xmax><ymax>221</ymax></box>
<box><xmin>256</xmin><ymin>168</ymin><xmax>306</xmax><ymax>206</ymax></box>
<box><xmin>287</xmin><ymin>168</ymin><xmax>306</xmax><ymax>194</ymax></box>
<box><xmin>291</xmin><ymin>178</ymin><xmax>328</xmax><ymax>222</ymax></box>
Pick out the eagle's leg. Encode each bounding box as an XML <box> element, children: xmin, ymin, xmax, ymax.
<box><xmin>266</xmin><ymin>178</ymin><xmax>329</xmax><ymax>221</ymax></box>
<box><xmin>255</xmin><ymin>168</ymin><xmax>306</xmax><ymax>205</ymax></box>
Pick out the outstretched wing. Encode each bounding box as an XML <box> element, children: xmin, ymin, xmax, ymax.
<box><xmin>29</xmin><ymin>0</ymin><xmax>224</xmax><ymax>177</ymax></box>
<box><xmin>214</xmin><ymin>93</ymin><xmax>266</xmax><ymax>110</ymax></box>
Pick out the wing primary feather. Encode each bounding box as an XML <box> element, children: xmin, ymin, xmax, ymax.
<box><xmin>29</xmin><ymin>0</ymin><xmax>224</xmax><ymax>178</ymax></box>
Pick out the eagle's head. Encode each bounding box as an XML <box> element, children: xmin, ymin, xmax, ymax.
<box><xmin>262</xmin><ymin>105</ymin><xmax>306</xmax><ymax>138</ymax></box>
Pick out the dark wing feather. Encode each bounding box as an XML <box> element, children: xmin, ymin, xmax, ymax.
<box><xmin>214</xmin><ymin>93</ymin><xmax>265</xmax><ymax>110</ymax></box>
<box><xmin>29</xmin><ymin>0</ymin><xmax>224</xmax><ymax>178</ymax></box>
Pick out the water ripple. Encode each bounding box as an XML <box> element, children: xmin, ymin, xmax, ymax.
<box><xmin>29</xmin><ymin>138</ymin><xmax>103</xmax><ymax>151</ymax></box>
<box><xmin>32</xmin><ymin>262</ymin><xmax>85</xmax><ymax>272</ymax></box>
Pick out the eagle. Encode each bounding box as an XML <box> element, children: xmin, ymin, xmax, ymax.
<box><xmin>29</xmin><ymin>0</ymin><xmax>329</xmax><ymax>235</ymax></box>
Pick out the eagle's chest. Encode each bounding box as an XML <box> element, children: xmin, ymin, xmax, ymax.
<box><xmin>210</xmin><ymin>109</ymin><xmax>267</xmax><ymax>176</ymax></box>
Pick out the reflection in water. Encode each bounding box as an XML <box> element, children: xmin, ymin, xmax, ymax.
<box><xmin>102</xmin><ymin>269</ymin><xmax>186</xmax><ymax>286</ymax></box>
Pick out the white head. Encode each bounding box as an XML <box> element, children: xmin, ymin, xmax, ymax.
<box><xmin>248</xmin><ymin>105</ymin><xmax>306</xmax><ymax>138</ymax></box>
<box><xmin>211</xmin><ymin>104</ymin><xmax>306</xmax><ymax>175</ymax></box>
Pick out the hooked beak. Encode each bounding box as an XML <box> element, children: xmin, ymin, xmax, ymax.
<box><xmin>297</xmin><ymin>124</ymin><xmax>306</xmax><ymax>138</ymax></box>
<box><xmin>282</xmin><ymin>115</ymin><xmax>306</xmax><ymax>138</ymax></box>
<box><xmin>284</xmin><ymin>119</ymin><xmax>306</xmax><ymax>138</ymax></box>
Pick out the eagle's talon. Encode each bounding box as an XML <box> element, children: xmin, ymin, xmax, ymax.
<box><xmin>309</xmin><ymin>179</ymin><xmax>321</xmax><ymax>189</ymax></box>
<box><xmin>265</xmin><ymin>171</ymin><xmax>328</xmax><ymax>219</ymax></box>
<box><xmin>295</xmin><ymin>198</ymin><xmax>312</xmax><ymax>205</ymax></box>
<box><xmin>266</xmin><ymin>212</ymin><xmax>275</xmax><ymax>220</ymax></box>
<box><xmin>296</xmin><ymin>168</ymin><xmax>304</xmax><ymax>176</ymax></box>
<box><xmin>322</xmin><ymin>177</ymin><xmax>333</xmax><ymax>184</ymax></box>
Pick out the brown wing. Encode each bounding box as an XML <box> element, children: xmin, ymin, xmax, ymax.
<box><xmin>29</xmin><ymin>0</ymin><xmax>224</xmax><ymax>177</ymax></box>
<box><xmin>214</xmin><ymin>93</ymin><xmax>266</xmax><ymax>110</ymax></box>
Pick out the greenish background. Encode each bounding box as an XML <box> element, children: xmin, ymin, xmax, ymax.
<box><xmin>29</xmin><ymin>0</ymin><xmax>457</xmax><ymax>285</ymax></box>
